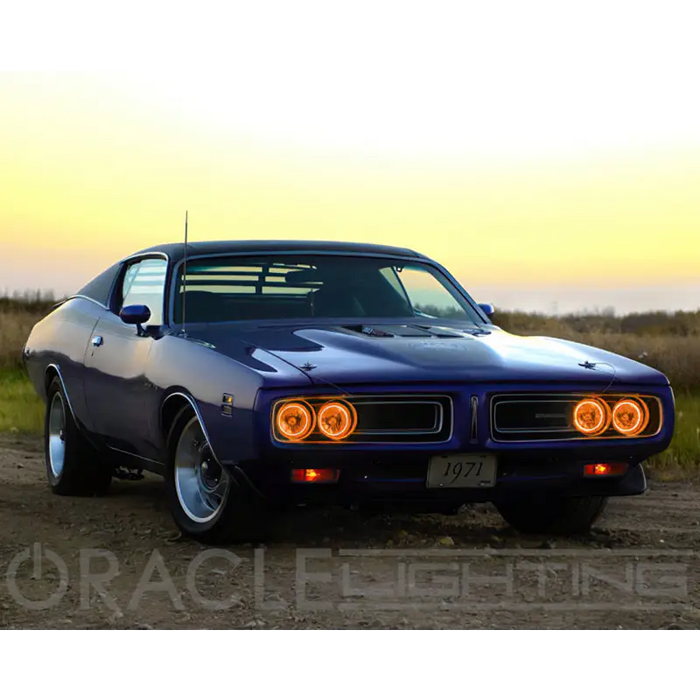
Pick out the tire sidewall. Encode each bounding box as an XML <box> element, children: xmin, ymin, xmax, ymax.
<box><xmin>44</xmin><ymin>378</ymin><xmax>73</xmax><ymax>489</ymax></box>
<box><xmin>165</xmin><ymin>407</ymin><xmax>237</xmax><ymax>538</ymax></box>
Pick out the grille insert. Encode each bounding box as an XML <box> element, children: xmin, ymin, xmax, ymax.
<box><xmin>272</xmin><ymin>394</ymin><xmax>453</xmax><ymax>444</ymax></box>
<box><xmin>491</xmin><ymin>393</ymin><xmax>662</xmax><ymax>442</ymax></box>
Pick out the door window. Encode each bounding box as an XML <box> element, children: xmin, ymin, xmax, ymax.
<box><xmin>118</xmin><ymin>258</ymin><xmax>168</xmax><ymax>325</ymax></box>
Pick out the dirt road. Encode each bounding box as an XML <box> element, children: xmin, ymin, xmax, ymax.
<box><xmin>0</xmin><ymin>434</ymin><xmax>698</xmax><ymax>629</ymax></box>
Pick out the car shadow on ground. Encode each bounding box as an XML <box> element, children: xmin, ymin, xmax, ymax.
<box><xmin>105</xmin><ymin>474</ymin><xmax>631</xmax><ymax>550</ymax></box>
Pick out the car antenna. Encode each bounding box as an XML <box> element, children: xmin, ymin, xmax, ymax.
<box><xmin>181</xmin><ymin>210</ymin><xmax>188</xmax><ymax>338</ymax></box>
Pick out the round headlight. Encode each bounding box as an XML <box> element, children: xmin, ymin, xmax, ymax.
<box><xmin>573</xmin><ymin>398</ymin><xmax>610</xmax><ymax>436</ymax></box>
<box><xmin>317</xmin><ymin>401</ymin><xmax>357</xmax><ymax>441</ymax></box>
<box><xmin>276</xmin><ymin>401</ymin><xmax>315</xmax><ymax>441</ymax></box>
<box><xmin>612</xmin><ymin>399</ymin><xmax>649</xmax><ymax>436</ymax></box>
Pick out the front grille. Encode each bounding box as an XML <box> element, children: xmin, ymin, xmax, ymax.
<box><xmin>491</xmin><ymin>393</ymin><xmax>663</xmax><ymax>442</ymax></box>
<box><xmin>345</xmin><ymin>394</ymin><xmax>453</xmax><ymax>443</ymax></box>
<box><xmin>353</xmin><ymin>399</ymin><xmax>441</xmax><ymax>434</ymax></box>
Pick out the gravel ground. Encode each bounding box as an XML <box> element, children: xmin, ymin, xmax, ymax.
<box><xmin>0</xmin><ymin>434</ymin><xmax>698</xmax><ymax>629</ymax></box>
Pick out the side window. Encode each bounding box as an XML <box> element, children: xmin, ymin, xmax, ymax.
<box><xmin>394</xmin><ymin>264</ymin><xmax>469</xmax><ymax>319</ymax></box>
<box><xmin>118</xmin><ymin>258</ymin><xmax>168</xmax><ymax>326</ymax></box>
<box><xmin>380</xmin><ymin>266</ymin><xmax>411</xmax><ymax>302</ymax></box>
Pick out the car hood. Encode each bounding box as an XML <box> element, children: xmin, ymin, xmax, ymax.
<box><xmin>190</xmin><ymin>322</ymin><xmax>669</xmax><ymax>389</ymax></box>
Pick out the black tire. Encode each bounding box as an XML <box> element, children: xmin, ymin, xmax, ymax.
<box><xmin>44</xmin><ymin>377</ymin><xmax>113</xmax><ymax>496</ymax></box>
<box><xmin>164</xmin><ymin>407</ymin><xmax>267</xmax><ymax>544</ymax></box>
<box><xmin>495</xmin><ymin>496</ymin><xmax>608</xmax><ymax>535</ymax></box>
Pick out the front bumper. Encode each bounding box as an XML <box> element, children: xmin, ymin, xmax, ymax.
<box><xmin>212</xmin><ymin>380</ymin><xmax>672</xmax><ymax>508</ymax></box>
<box><xmin>230</xmin><ymin>450</ymin><xmax>648</xmax><ymax>507</ymax></box>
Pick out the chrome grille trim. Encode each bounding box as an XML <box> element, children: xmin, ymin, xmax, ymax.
<box><xmin>469</xmin><ymin>395</ymin><xmax>479</xmax><ymax>443</ymax></box>
<box><xmin>490</xmin><ymin>392</ymin><xmax>664</xmax><ymax>442</ymax></box>
<box><xmin>272</xmin><ymin>393</ymin><xmax>454</xmax><ymax>444</ymax></box>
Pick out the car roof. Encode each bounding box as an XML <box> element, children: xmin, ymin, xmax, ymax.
<box><xmin>128</xmin><ymin>239</ymin><xmax>428</xmax><ymax>263</ymax></box>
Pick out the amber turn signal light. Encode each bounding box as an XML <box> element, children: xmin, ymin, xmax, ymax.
<box><xmin>573</xmin><ymin>398</ymin><xmax>610</xmax><ymax>436</ymax></box>
<box><xmin>317</xmin><ymin>401</ymin><xmax>357</xmax><ymax>441</ymax></box>
<box><xmin>276</xmin><ymin>401</ymin><xmax>315</xmax><ymax>441</ymax></box>
<box><xmin>583</xmin><ymin>462</ymin><xmax>628</xmax><ymax>477</ymax></box>
<box><xmin>291</xmin><ymin>468</ymin><xmax>340</xmax><ymax>483</ymax></box>
<box><xmin>611</xmin><ymin>399</ymin><xmax>649</xmax><ymax>436</ymax></box>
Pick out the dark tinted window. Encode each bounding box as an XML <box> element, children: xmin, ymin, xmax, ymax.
<box><xmin>173</xmin><ymin>255</ymin><xmax>478</xmax><ymax>323</ymax></box>
<box><xmin>76</xmin><ymin>264</ymin><xmax>120</xmax><ymax>306</ymax></box>
<box><xmin>118</xmin><ymin>258</ymin><xmax>168</xmax><ymax>325</ymax></box>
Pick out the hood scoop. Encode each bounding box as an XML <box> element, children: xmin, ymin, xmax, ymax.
<box><xmin>461</xmin><ymin>327</ymin><xmax>492</xmax><ymax>337</ymax></box>
<box><xmin>344</xmin><ymin>324</ymin><xmax>478</xmax><ymax>339</ymax></box>
<box><xmin>344</xmin><ymin>325</ymin><xmax>427</xmax><ymax>337</ymax></box>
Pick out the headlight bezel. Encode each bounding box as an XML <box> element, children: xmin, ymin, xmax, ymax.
<box><xmin>270</xmin><ymin>393</ymin><xmax>453</xmax><ymax>444</ymax></box>
<box><xmin>610</xmin><ymin>398</ymin><xmax>650</xmax><ymax>437</ymax></box>
<box><xmin>491</xmin><ymin>392</ymin><xmax>665</xmax><ymax>442</ymax></box>
<box><xmin>572</xmin><ymin>398</ymin><xmax>611</xmax><ymax>437</ymax></box>
<box><xmin>573</xmin><ymin>395</ymin><xmax>659</xmax><ymax>438</ymax></box>
<box><xmin>275</xmin><ymin>400</ymin><xmax>316</xmax><ymax>442</ymax></box>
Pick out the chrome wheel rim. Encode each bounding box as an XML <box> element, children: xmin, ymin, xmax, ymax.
<box><xmin>48</xmin><ymin>392</ymin><xmax>66</xmax><ymax>478</ymax></box>
<box><xmin>174</xmin><ymin>417</ymin><xmax>230</xmax><ymax>524</ymax></box>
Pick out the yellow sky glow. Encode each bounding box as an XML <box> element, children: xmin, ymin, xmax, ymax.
<box><xmin>1</xmin><ymin>3</ymin><xmax>699</xmax><ymax>312</ymax></box>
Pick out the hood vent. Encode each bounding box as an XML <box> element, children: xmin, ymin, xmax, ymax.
<box><xmin>344</xmin><ymin>325</ymin><xmax>428</xmax><ymax>337</ymax></box>
<box><xmin>344</xmin><ymin>324</ymin><xmax>480</xmax><ymax>339</ymax></box>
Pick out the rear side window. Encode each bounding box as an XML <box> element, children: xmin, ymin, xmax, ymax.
<box><xmin>118</xmin><ymin>258</ymin><xmax>168</xmax><ymax>325</ymax></box>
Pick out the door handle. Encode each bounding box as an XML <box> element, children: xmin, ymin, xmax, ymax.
<box><xmin>91</xmin><ymin>335</ymin><xmax>104</xmax><ymax>347</ymax></box>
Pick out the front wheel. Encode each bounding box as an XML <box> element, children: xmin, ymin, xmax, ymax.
<box><xmin>164</xmin><ymin>407</ymin><xmax>267</xmax><ymax>544</ymax></box>
<box><xmin>495</xmin><ymin>496</ymin><xmax>608</xmax><ymax>535</ymax></box>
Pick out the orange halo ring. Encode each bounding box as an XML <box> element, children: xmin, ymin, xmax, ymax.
<box><xmin>276</xmin><ymin>400</ymin><xmax>316</xmax><ymax>442</ymax></box>
<box><xmin>612</xmin><ymin>398</ymin><xmax>649</xmax><ymax>436</ymax></box>
<box><xmin>317</xmin><ymin>401</ymin><xmax>358</xmax><ymax>441</ymax></box>
<box><xmin>573</xmin><ymin>398</ymin><xmax>611</xmax><ymax>436</ymax></box>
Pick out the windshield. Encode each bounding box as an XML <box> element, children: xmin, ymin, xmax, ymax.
<box><xmin>172</xmin><ymin>254</ymin><xmax>480</xmax><ymax>323</ymax></box>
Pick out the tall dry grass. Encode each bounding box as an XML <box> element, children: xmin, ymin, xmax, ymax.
<box><xmin>1</xmin><ymin>297</ymin><xmax>699</xmax><ymax>391</ymax></box>
<box><xmin>0</xmin><ymin>309</ymin><xmax>48</xmax><ymax>370</ymax></box>
<box><xmin>0</xmin><ymin>292</ymin><xmax>55</xmax><ymax>369</ymax></box>
<box><xmin>493</xmin><ymin>309</ymin><xmax>700</xmax><ymax>394</ymax></box>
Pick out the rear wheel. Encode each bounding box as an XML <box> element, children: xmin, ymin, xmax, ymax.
<box><xmin>495</xmin><ymin>496</ymin><xmax>607</xmax><ymax>535</ymax></box>
<box><xmin>45</xmin><ymin>377</ymin><xmax>112</xmax><ymax>496</ymax></box>
<box><xmin>165</xmin><ymin>407</ymin><xmax>267</xmax><ymax>544</ymax></box>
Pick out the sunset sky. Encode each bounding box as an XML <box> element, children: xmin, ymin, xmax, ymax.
<box><xmin>1</xmin><ymin>2</ymin><xmax>699</xmax><ymax>313</ymax></box>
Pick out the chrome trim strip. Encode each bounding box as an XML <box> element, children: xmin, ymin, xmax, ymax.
<box><xmin>490</xmin><ymin>393</ymin><xmax>664</xmax><ymax>442</ymax></box>
<box><xmin>271</xmin><ymin>393</ymin><xmax>454</xmax><ymax>445</ymax></box>
<box><xmin>470</xmin><ymin>395</ymin><xmax>478</xmax><ymax>443</ymax></box>
<box><xmin>119</xmin><ymin>250</ymin><xmax>171</xmax><ymax>265</ymax></box>
<box><xmin>64</xmin><ymin>295</ymin><xmax>110</xmax><ymax>311</ymax></box>
<box><xmin>163</xmin><ymin>391</ymin><xmax>223</xmax><ymax>465</ymax></box>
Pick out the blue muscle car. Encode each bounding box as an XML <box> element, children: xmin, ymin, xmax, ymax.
<box><xmin>23</xmin><ymin>241</ymin><xmax>675</xmax><ymax>542</ymax></box>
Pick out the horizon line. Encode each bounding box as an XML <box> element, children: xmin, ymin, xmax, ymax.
<box><xmin>1</xmin><ymin>288</ymin><xmax>698</xmax><ymax>319</ymax></box>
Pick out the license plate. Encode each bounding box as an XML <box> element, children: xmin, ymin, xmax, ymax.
<box><xmin>427</xmin><ymin>454</ymin><xmax>497</xmax><ymax>488</ymax></box>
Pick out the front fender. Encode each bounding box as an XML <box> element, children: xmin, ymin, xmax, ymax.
<box><xmin>148</xmin><ymin>334</ymin><xmax>311</xmax><ymax>467</ymax></box>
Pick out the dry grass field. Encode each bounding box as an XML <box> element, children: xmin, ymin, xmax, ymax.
<box><xmin>0</xmin><ymin>294</ymin><xmax>698</xmax><ymax>477</ymax></box>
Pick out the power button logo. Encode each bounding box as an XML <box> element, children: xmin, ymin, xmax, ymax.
<box><xmin>6</xmin><ymin>544</ymin><xmax>70</xmax><ymax>610</ymax></box>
